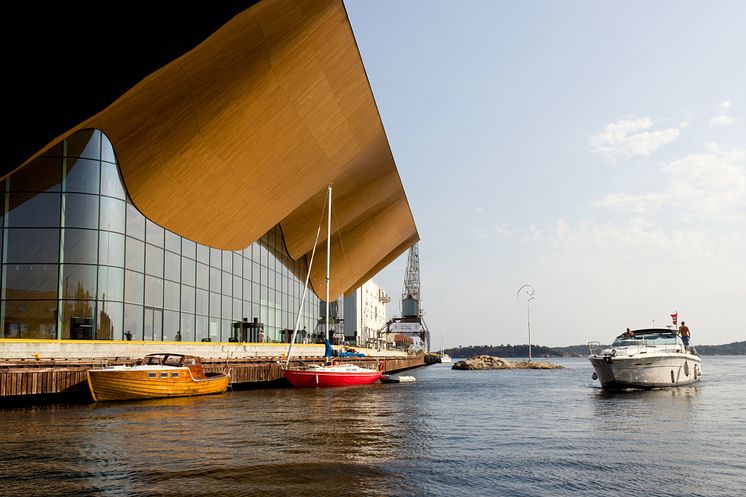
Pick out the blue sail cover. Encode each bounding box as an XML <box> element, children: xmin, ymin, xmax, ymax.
<box><xmin>324</xmin><ymin>339</ymin><xmax>364</xmax><ymax>357</ymax></box>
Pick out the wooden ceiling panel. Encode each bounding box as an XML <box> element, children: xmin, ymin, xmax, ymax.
<box><xmin>346</xmin><ymin>234</ymin><xmax>421</xmax><ymax>298</ymax></box>
<box><xmin>12</xmin><ymin>0</ymin><xmax>417</xmax><ymax>297</ymax></box>
<box><xmin>308</xmin><ymin>198</ymin><xmax>418</xmax><ymax>299</ymax></box>
<box><xmin>281</xmin><ymin>133</ymin><xmax>400</xmax><ymax>258</ymax></box>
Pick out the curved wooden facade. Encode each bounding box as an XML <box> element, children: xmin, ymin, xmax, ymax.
<box><xmin>13</xmin><ymin>0</ymin><xmax>418</xmax><ymax>300</ymax></box>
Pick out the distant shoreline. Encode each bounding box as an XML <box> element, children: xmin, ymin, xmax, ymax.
<box><xmin>445</xmin><ymin>341</ymin><xmax>746</xmax><ymax>357</ymax></box>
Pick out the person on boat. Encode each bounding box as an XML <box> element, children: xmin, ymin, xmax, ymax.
<box><xmin>175</xmin><ymin>330</ymin><xmax>182</xmax><ymax>342</ymax></box>
<box><xmin>258</xmin><ymin>329</ymin><xmax>265</xmax><ymax>343</ymax></box>
<box><xmin>679</xmin><ymin>321</ymin><xmax>690</xmax><ymax>350</ymax></box>
<box><xmin>622</xmin><ymin>328</ymin><xmax>635</xmax><ymax>338</ymax></box>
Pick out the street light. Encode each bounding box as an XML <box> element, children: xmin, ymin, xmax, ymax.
<box><xmin>517</xmin><ymin>284</ymin><xmax>535</xmax><ymax>361</ymax></box>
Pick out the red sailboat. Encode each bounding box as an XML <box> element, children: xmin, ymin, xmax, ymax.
<box><xmin>283</xmin><ymin>339</ymin><xmax>382</xmax><ymax>387</ymax></box>
<box><xmin>282</xmin><ymin>184</ymin><xmax>382</xmax><ymax>388</ymax></box>
<box><xmin>283</xmin><ymin>365</ymin><xmax>382</xmax><ymax>387</ymax></box>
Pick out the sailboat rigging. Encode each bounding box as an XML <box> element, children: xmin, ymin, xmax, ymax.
<box><xmin>282</xmin><ymin>184</ymin><xmax>383</xmax><ymax>387</ymax></box>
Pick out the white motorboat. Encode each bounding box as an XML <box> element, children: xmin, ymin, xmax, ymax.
<box><xmin>588</xmin><ymin>328</ymin><xmax>702</xmax><ymax>389</ymax></box>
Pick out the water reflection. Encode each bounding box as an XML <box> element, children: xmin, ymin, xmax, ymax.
<box><xmin>590</xmin><ymin>384</ymin><xmax>702</xmax><ymax>431</ymax></box>
<box><xmin>2</xmin><ymin>359</ymin><xmax>744</xmax><ymax>497</ymax></box>
<box><xmin>0</xmin><ymin>384</ymin><xmax>434</xmax><ymax>496</ymax></box>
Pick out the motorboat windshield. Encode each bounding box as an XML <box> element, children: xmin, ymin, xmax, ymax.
<box><xmin>612</xmin><ymin>332</ymin><xmax>680</xmax><ymax>347</ymax></box>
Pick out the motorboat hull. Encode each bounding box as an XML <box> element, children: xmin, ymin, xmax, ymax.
<box><xmin>283</xmin><ymin>365</ymin><xmax>382</xmax><ymax>388</ymax></box>
<box><xmin>589</xmin><ymin>353</ymin><xmax>702</xmax><ymax>389</ymax></box>
<box><xmin>87</xmin><ymin>367</ymin><xmax>230</xmax><ymax>401</ymax></box>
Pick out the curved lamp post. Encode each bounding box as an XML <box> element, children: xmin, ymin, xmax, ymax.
<box><xmin>516</xmin><ymin>284</ymin><xmax>535</xmax><ymax>361</ymax></box>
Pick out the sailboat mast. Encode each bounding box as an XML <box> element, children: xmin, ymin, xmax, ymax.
<box><xmin>325</xmin><ymin>184</ymin><xmax>332</xmax><ymax>342</ymax></box>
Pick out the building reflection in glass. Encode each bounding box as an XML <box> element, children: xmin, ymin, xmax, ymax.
<box><xmin>1</xmin><ymin>129</ymin><xmax>322</xmax><ymax>342</ymax></box>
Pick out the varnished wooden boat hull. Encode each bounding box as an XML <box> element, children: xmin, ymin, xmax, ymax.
<box><xmin>87</xmin><ymin>368</ymin><xmax>229</xmax><ymax>402</ymax></box>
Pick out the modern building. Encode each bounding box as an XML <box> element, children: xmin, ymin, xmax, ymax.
<box><xmin>2</xmin><ymin>0</ymin><xmax>418</xmax><ymax>344</ymax></box>
<box><xmin>1</xmin><ymin>128</ymin><xmax>321</xmax><ymax>342</ymax></box>
<box><xmin>343</xmin><ymin>281</ymin><xmax>391</xmax><ymax>347</ymax></box>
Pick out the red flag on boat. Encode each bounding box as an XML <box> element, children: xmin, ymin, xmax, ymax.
<box><xmin>671</xmin><ymin>312</ymin><xmax>678</xmax><ymax>325</ymax></box>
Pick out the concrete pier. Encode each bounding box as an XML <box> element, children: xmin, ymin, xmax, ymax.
<box><xmin>0</xmin><ymin>338</ymin><xmax>411</xmax><ymax>361</ymax></box>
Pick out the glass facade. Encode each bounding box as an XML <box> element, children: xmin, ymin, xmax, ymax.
<box><xmin>1</xmin><ymin>129</ymin><xmax>322</xmax><ymax>342</ymax></box>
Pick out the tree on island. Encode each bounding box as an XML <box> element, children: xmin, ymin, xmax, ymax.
<box><xmin>445</xmin><ymin>341</ymin><xmax>746</xmax><ymax>357</ymax></box>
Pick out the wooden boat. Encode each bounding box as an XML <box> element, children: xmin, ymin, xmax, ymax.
<box><xmin>281</xmin><ymin>185</ymin><xmax>382</xmax><ymax>388</ymax></box>
<box><xmin>86</xmin><ymin>353</ymin><xmax>230</xmax><ymax>401</ymax></box>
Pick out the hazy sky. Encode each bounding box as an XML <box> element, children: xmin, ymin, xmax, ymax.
<box><xmin>345</xmin><ymin>0</ymin><xmax>746</xmax><ymax>348</ymax></box>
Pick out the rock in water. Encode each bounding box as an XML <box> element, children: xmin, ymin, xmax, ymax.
<box><xmin>510</xmin><ymin>360</ymin><xmax>563</xmax><ymax>369</ymax></box>
<box><xmin>451</xmin><ymin>355</ymin><xmax>509</xmax><ymax>370</ymax></box>
<box><xmin>452</xmin><ymin>355</ymin><xmax>563</xmax><ymax>370</ymax></box>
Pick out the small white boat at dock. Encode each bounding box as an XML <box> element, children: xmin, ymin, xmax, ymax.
<box><xmin>380</xmin><ymin>374</ymin><xmax>416</xmax><ymax>384</ymax></box>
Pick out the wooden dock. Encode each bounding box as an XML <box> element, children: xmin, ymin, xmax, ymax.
<box><xmin>0</xmin><ymin>356</ymin><xmax>425</xmax><ymax>402</ymax></box>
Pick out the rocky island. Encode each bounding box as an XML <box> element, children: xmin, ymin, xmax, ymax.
<box><xmin>452</xmin><ymin>355</ymin><xmax>563</xmax><ymax>370</ymax></box>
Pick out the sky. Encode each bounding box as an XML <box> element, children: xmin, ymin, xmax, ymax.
<box><xmin>344</xmin><ymin>0</ymin><xmax>746</xmax><ymax>348</ymax></box>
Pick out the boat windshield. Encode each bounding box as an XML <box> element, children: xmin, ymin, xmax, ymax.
<box><xmin>164</xmin><ymin>355</ymin><xmax>184</xmax><ymax>367</ymax></box>
<box><xmin>144</xmin><ymin>355</ymin><xmax>165</xmax><ymax>365</ymax></box>
<box><xmin>641</xmin><ymin>333</ymin><xmax>679</xmax><ymax>345</ymax></box>
<box><xmin>612</xmin><ymin>333</ymin><xmax>680</xmax><ymax>347</ymax></box>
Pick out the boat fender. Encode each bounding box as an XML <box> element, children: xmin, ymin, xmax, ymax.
<box><xmin>683</xmin><ymin>361</ymin><xmax>689</xmax><ymax>377</ymax></box>
<box><xmin>603</xmin><ymin>355</ymin><xmax>613</xmax><ymax>364</ymax></box>
<box><xmin>591</xmin><ymin>372</ymin><xmax>598</xmax><ymax>380</ymax></box>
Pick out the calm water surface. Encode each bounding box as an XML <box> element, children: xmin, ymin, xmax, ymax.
<box><xmin>1</xmin><ymin>356</ymin><xmax>745</xmax><ymax>496</ymax></box>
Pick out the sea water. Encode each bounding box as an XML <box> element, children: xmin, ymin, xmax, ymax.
<box><xmin>1</xmin><ymin>356</ymin><xmax>744</xmax><ymax>496</ymax></box>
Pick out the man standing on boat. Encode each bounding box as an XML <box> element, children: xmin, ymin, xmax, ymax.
<box><xmin>679</xmin><ymin>321</ymin><xmax>691</xmax><ymax>351</ymax></box>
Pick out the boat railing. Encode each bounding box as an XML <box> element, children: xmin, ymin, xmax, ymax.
<box><xmin>587</xmin><ymin>341</ymin><xmax>602</xmax><ymax>356</ymax></box>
